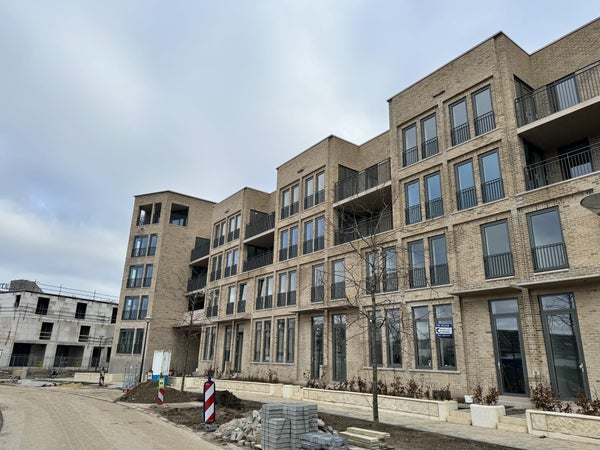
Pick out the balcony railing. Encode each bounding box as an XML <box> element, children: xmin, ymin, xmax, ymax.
<box><xmin>256</xmin><ymin>295</ymin><xmax>273</xmax><ymax>310</ymax></box>
<box><xmin>474</xmin><ymin>111</ymin><xmax>496</xmax><ymax>135</ymax></box>
<box><xmin>335</xmin><ymin>212</ymin><xmax>393</xmax><ymax>245</ymax></box>
<box><xmin>451</xmin><ymin>123</ymin><xmax>470</xmax><ymax>146</ymax></box>
<box><xmin>515</xmin><ymin>61</ymin><xmax>600</xmax><ymax>127</ymax></box>
<box><xmin>403</xmin><ymin>147</ymin><xmax>418</xmax><ymax>167</ymax></box>
<box><xmin>224</xmin><ymin>264</ymin><xmax>237</xmax><ymax>277</ymax></box>
<box><xmin>425</xmin><ymin>197</ymin><xmax>443</xmax><ymax>219</ymax></box>
<box><xmin>409</xmin><ymin>267</ymin><xmax>427</xmax><ymax>288</ymax></box>
<box><xmin>484</xmin><ymin>253</ymin><xmax>514</xmax><ymax>279</ymax></box>
<box><xmin>456</xmin><ymin>187</ymin><xmax>477</xmax><ymax>210</ymax></box>
<box><xmin>237</xmin><ymin>300</ymin><xmax>246</xmax><ymax>313</ymax></box>
<box><xmin>126</xmin><ymin>277</ymin><xmax>142</xmax><ymax>288</ymax></box>
<box><xmin>524</xmin><ymin>143</ymin><xmax>598</xmax><ymax>190</ymax></box>
<box><xmin>481</xmin><ymin>178</ymin><xmax>504</xmax><ymax>203</ymax></box>
<box><xmin>331</xmin><ymin>282</ymin><xmax>346</xmax><ymax>300</ymax></box>
<box><xmin>405</xmin><ymin>204</ymin><xmax>422</xmax><ymax>224</ymax></box>
<box><xmin>532</xmin><ymin>243</ymin><xmax>568</xmax><ymax>272</ymax></box>
<box><xmin>422</xmin><ymin>137</ymin><xmax>439</xmax><ymax>159</ymax></box>
<box><xmin>187</xmin><ymin>275</ymin><xmax>207</xmax><ymax>292</ymax></box>
<box><xmin>245</xmin><ymin>212</ymin><xmax>275</xmax><ymax>239</ymax></box>
<box><xmin>335</xmin><ymin>159</ymin><xmax>391</xmax><ymax>202</ymax></box>
<box><xmin>243</xmin><ymin>251</ymin><xmax>273</xmax><ymax>272</ymax></box>
<box><xmin>226</xmin><ymin>302</ymin><xmax>234</xmax><ymax>315</ymax></box>
<box><xmin>311</xmin><ymin>285</ymin><xmax>324</xmax><ymax>302</ymax></box>
<box><xmin>190</xmin><ymin>238</ymin><xmax>210</xmax><ymax>261</ymax></box>
<box><xmin>206</xmin><ymin>305</ymin><xmax>218</xmax><ymax>318</ymax></box>
<box><xmin>429</xmin><ymin>264</ymin><xmax>450</xmax><ymax>286</ymax></box>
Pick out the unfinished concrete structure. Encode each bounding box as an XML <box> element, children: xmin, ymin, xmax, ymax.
<box><xmin>111</xmin><ymin>18</ymin><xmax>600</xmax><ymax>401</ymax></box>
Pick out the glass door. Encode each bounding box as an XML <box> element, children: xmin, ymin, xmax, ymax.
<box><xmin>490</xmin><ymin>299</ymin><xmax>527</xmax><ymax>394</ymax></box>
<box><xmin>540</xmin><ymin>293</ymin><xmax>588</xmax><ymax>399</ymax></box>
<box><xmin>332</xmin><ymin>314</ymin><xmax>346</xmax><ymax>381</ymax></box>
<box><xmin>233</xmin><ymin>324</ymin><xmax>244</xmax><ymax>373</ymax></box>
<box><xmin>311</xmin><ymin>316</ymin><xmax>324</xmax><ymax>379</ymax></box>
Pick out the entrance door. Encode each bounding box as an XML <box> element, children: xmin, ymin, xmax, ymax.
<box><xmin>311</xmin><ymin>316</ymin><xmax>324</xmax><ymax>379</ymax></box>
<box><xmin>222</xmin><ymin>325</ymin><xmax>232</xmax><ymax>373</ymax></box>
<box><xmin>540</xmin><ymin>293</ymin><xmax>588</xmax><ymax>399</ymax></box>
<box><xmin>490</xmin><ymin>299</ymin><xmax>527</xmax><ymax>394</ymax></box>
<box><xmin>233</xmin><ymin>325</ymin><xmax>244</xmax><ymax>373</ymax></box>
<box><xmin>332</xmin><ymin>314</ymin><xmax>346</xmax><ymax>381</ymax></box>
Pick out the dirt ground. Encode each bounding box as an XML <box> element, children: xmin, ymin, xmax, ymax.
<box><xmin>118</xmin><ymin>383</ymin><xmax>514</xmax><ymax>449</ymax></box>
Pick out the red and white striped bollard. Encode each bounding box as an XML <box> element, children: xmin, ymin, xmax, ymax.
<box><xmin>204</xmin><ymin>376</ymin><xmax>215</xmax><ymax>425</ymax></box>
<box><xmin>157</xmin><ymin>375</ymin><xmax>165</xmax><ymax>405</ymax></box>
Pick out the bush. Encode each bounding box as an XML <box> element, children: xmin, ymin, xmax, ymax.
<box><xmin>472</xmin><ymin>384</ymin><xmax>499</xmax><ymax>405</ymax></box>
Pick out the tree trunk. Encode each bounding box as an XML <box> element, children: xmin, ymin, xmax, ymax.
<box><xmin>371</xmin><ymin>292</ymin><xmax>379</xmax><ymax>425</ymax></box>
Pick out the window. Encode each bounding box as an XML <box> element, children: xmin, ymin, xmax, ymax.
<box><xmin>413</xmin><ymin>306</ymin><xmax>432</xmax><ymax>369</ymax></box>
<box><xmin>405</xmin><ymin>180</ymin><xmax>421</xmax><ymax>224</ymax></box>
<box><xmin>256</xmin><ymin>276</ymin><xmax>273</xmax><ymax>310</ymax></box>
<box><xmin>35</xmin><ymin>297</ymin><xmax>50</xmax><ymax>315</ymax></box>
<box><xmin>228</xmin><ymin>213</ymin><xmax>241</xmax><ymax>241</ymax></box>
<box><xmin>311</xmin><ymin>263</ymin><xmax>325</xmax><ymax>302</ymax></box>
<box><xmin>226</xmin><ymin>286</ymin><xmax>236</xmax><ymax>315</ymax></box>
<box><xmin>315</xmin><ymin>216</ymin><xmax>325</xmax><ymax>251</ymax></box>
<box><xmin>315</xmin><ymin>171</ymin><xmax>325</xmax><ymax>204</ymax></box>
<box><xmin>425</xmin><ymin>172</ymin><xmax>443</xmax><ymax>219</ymax></box>
<box><xmin>408</xmin><ymin>240</ymin><xmax>427</xmax><ymax>288</ymax></box>
<box><xmin>366</xmin><ymin>251</ymin><xmax>380</xmax><ymax>294</ymax></box>
<box><xmin>206</xmin><ymin>290</ymin><xmax>219</xmax><ymax>318</ymax></box>
<box><xmin>111</xmin><ymin>307</ymin><xmax>118</xmax><ymax>324</ymax></box>
<box><xmin>210</xmin><ymin>254</ymin><xmax>222</xmax><ymax>281</ymax></box>
<box><xmin>79</xmin><ymin>325</ymin><xmax>91</xmax><ymax>343</ymax></box>
<box><xmin>304</xmin><ymin>176</ymin><xmax>314</xmax><ymax>209</ymax></box>
<box><xmin>213</xmin><ymin>221</ymin><xmax>226</xmax><ymax>248</ymax></box>
<box><xmin>331</xmin><ymin>259</ymin><xmax>345</xmax><ymax>299</ymax></box>
<box><xmin>479</xmin><ymin>150</ymin><xmax>504</xmax><ymax>203</ymax></box>
<box><xmin>137</xmin><ymin>204</ymin><xmax>152</xmax><ymax>226</ymax></box>
<box><xmin>421</xmin><ymin>114</ymin><xmax>438</xmax><ymax>158</ymax></box>
<box><xmin>139</xmin><ymin>296</ymin><xmax>148</xmax><ymax>319</ymax></box>
<box><xmin>450</xmin><ymin>98</ymin><xmax>470</xmax><ymax>146</ymax></box>
<box><xmin>169</xmin><ymin>204</ymin><xmax>188</xmax><ymax>226</ymax></box>
<box><xmin>40</xmin><ymin>322</ymin><xmax>53</xmax><ymax>340</ymax></box>
<box><xmin>455</xmin><ymin>160</ymin><xmax>477</xmax><ymax>210</ymax></box>
<box><xmin>528</xmin><ymin>208</ymin><xmax>568</xmax><ymax>271</ymax></box>
<box><xmin>386</xmin><ymin>309</ymin><xmax>402</xmax><ymax>367</ymax></box>
<box><xmin>238</xmin><ymin>283</ymin><xmax>247</xmax><ymax>313</ymax></box>
<box><xmin>127</xmin><ymin>265</ymin><xmax>144</xmax><ymax>288</ymax></box>
<box><xmin>262</xmin><ymin>320</ymin><xmax>271</xmax><ymax>362</ymax></box>
<box><xmin>14</xmin><ymin>295</ymin><xmax>21</xmax><ymax>308</ymax></box>
<box><xmin>303</xmin><ymin>220</ymin><xmax>314</xmax><ymax>254</ymax></box>
<box><xmin>253</xmin><ymin>321</ymin><xmax>262</xmax><ymax>362</ymax></box>
<box><xmin>279</xmin><ymin>226</ymin><xmax>298</xmax><ymax>261</ymax></box>
<box><xmin>332</xmin><ymin>314</ymin><xmax>346</xmax><ymax>381</ymax></box>
<box><xmin>365</xmin><ymin>247</ymin><xmax>397</xmax><ymax>294</ymax></box>
<box><xmin>223</xmin><ymin>325</ymin><xmax>232</xmax><ymax>364</ymax></box>
<box><xmin>291</xmin><ymin>185</ymin><xmax>300</xmax><ymax>215</ymax></box>
<box><xmin>147</xmin><ymin>234</ymin><xmax>157</xmax><ymax>256</ymax></box>
<box><xmin>548</xmin><ymin>74</ymin><xmax>579</xmax><ymax>113</ymax></box>
<box><xmin>132</xmin><ymin>235</ymin><xmax>148</xmax><ymax>257</ymax></box>
<box><xmin>203</xmin><ymin>326</ymin><xmax>216</xmax><ymax>360</ymax></box>
<box><xmin>402</xmin><ymin>124</ymin><xmax>418</xmax><ymax>167</ymax></box>
<box><xmin>277</xmin><ymin>270</ymin><xmax>297</xmax><ymax>307</ymax></box>
<box><xmin>303</xmin><ymin>216</ymin><xmax>324</xmax><ymax>254</ymax></box>
<box><xmin>368</xmin><ymin>311</ymin><xmax>383</xmax><ymax>367</ymax></box>
<box><xmin>429</xmin><ymin>235</ymin><xmax>449</xmax><ymax>285</ymax></box>
<box><xmin>75</xmin><ymin>302</ymin><xmax>87</xmax><ymax>320</ymax></box>
<box><xmin>143</xmin><ymin>264</ymin><xmax>153</xmax><ymax>287</ymax></box>
<box><xmin>473</xmin><ymin>86</ymin><xmax>495</xmax><ymax>135</ymax></box>
<box><xmin>152</xmin><ymin>203</ymin><xmax>161</xmax><ymax>224</ymax></box>
<box><xmin>224</xmin><ymin>249</ymin><xmax>239</xmax><ymax>277</ymax></box>
<box><xmin>286</xmin><ymin>318</ymin><xmax>296</xmax><ymax>363</ymax></box>
<box><xmin>383</xmin><ymin>247</ymin><xmax>398</xmax><ymax>292</ymax></box>
<box><xmin>276</xmin><ymin>319</ymin><xmax>285</xmax><ymax>363</ymax></box>
<box><xmin>281</xmin><ymin>185</ymin><xmax>299</xmax><ymax>219</ymax></box>
<box><xmin>482</xmin><ymin>220</ymin><xmax>514</xmax><ymax>278</ymax></box>
<box><xmin>435</xmin><ymin>305</ymin><xmax>456</xmax><ymax>369</ymax></box>
<box><xmin>122</xmin><ymin>296</ymin><xmax>139</xmax><ymax>320</ymax></box>
<box><xmin>117</xmin><ymin>329</ymin><xmax>134</xmax><ymax>353</ymax></box>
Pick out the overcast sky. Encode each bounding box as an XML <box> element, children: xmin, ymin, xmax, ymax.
<box><xmin>0</xmin><ymin>1</ymin><xmax>598</xmax><ymax>296</ymax></box>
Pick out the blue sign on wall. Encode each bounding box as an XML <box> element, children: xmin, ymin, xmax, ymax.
<box><xmin>435</xmin><ymin>323</ymin><xmax>453</xmax><ymax>338</ymax></box>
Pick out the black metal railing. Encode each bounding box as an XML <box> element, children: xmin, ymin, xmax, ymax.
<box><xmin>409</xmin><ymin>267</ymin><xmax>427</xmax><ymax>288</ymax></box>
<box><xmin>237</xmin><ymin>300</ymin><xmax>246</xmax><ymax>313</ymax></box>
<box><xmin>532</xmin><ymin>243</ymin><xmax>568</xmax><ymax>272</ymax></box>
<box><xmin>245</xmin><ymin>212</ymin><xmax>275</xmax><ymax>239</ymax></box>
<box><xmin>429</xmin><ymin>264</ymin><xmax>450</xmax><ymax>286</ymax></box>
<box><xmin>243</xmin><ymin>251</ymin><xmax>273</xmax><ymax>272</ymax></box>
<box><xmin>451</xmin><ymin>123</ymin><xmax>470</xmax><ymax>146</ymax></box>
<box><xmin>277</xmin><ymin>292</ymin><xmax>287</xmax><ymax>307</ymax></box>
<box><xmin>405</xmin><ymin>204</ymin><xmax>422</xmax><ymax>225</ymax></box>
<box><xmin>383</xmin><ymin>272</ymin><xmax>398</xmax><ymax>292</ymax></box>
<box><xmin>311</xmin><ymin>285</ymin><xmax>324</xmax><ymax>302</ymax></box>
<box><xmin>122</xmin><ymin>310</ymin><xmax>138</xmax><ymax>320</ymax></box>
<box><xmin>287</xmin><ymin>290</ymin><xmax>296</xmax><ymax>306</ymax></box>
<box><xmin>484</xmin><ymin>253</ymin><xmax>514</xmax><ymax>278</ymax></box>
<box><xmin>206</xmin><ymin>305</ymin><xmax>218</xmax><ymax>318</ymax></box>
<box><xmin>481</xmin><ymin>178</ymin><xmax>504</xmax><ymax>203</ymax></box>
<box><xmin>226</xmin><ymin>302</ymin><xmax>234</xmax><ymax>315</ymax></box>
<box><xmin>190</xmin><ymin>238</ymin><xmax>210</xmax><ymax>261</ymax></box>
<box><xmin>132</xmin><ymin>247</ymin><xmax>147</xmax><ymax>257</ymax></box>
<box><xmin>315</xmin><ymin>189</ymin><xmax>325</xmax><ymax>205</ymax></box>
<box><xmin>422</xmin><ymin>137</ymin><xmax>439</xmax><ymax>159</ymax></box>
<box><xmin>335</xmin><ymin>212</ymin><xmax>393</xmax><ymax>245</ymax></box>
<box><xmin>334</xmin><ymin>159</ymin><xmax>391</xmax><ymax>202</ymax></box>
<box><xmin>524</xmin><ymin>143</ymin><xmax>598</xmax><ymax>190</ymax></box>
<box><xmin>331</xmin><ymin>282</ymin><xmax>346</xmax><ymax>299</ymax></box>
<box><xmin>187</xmin><ymin>275</ymin><xmax>207</xmax><ymax>292</ymax></box>
<box><xmin>304</xmin><ymin>194</ymin><xmax>314</xmax><ymax>209</ymax></box>
<box><xmin>403</xmin><ymin>147</ymin><xmax>418</xmax><ymax>167</ymax></box>
<box><xmin>456</xmin><ymin>187</ymin><xmax>477</xmax><ymax>210</ymax></box>
<box><xmin>474</xmin><ymin>111</ymin><xmax>496</xmax><ymax>135</ymax></box>
<box><xmin>303</xmin><ymin>240</ymin><xmax>313</xmax><ymax>254</ymax></box>
<box><xmin>365</xmin><ymin>276</ymin><xmax>380</xmax><ymax>295</ymax></box>
<box><xmin>39</xmin><ymin>331</ymin><xmax>52</xmax><ymax>340</ymax></box>
<box><xmin>256</xmin><ymin>295</ymin><xmax>273</xmax><ymax>310</ymax></box>
<box><xmin>515</xmin><ymin>61</ymin><xmax>600</xmax><ymax>126</ymax></box>
<box><xmin>425</xmin><ymin>197</ymin><xmax>443</xmax><ymax>219</ymax></box>
<box><xmin>126</xmin><ymin>277</ymin><xmax>142</xmax><ymax>288</ymax></box>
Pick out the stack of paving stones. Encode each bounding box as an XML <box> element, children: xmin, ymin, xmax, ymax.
<box><xmin>261</xmin><ymin>402</ymin><xmax>347</xmax><ymax>450</ymax></box>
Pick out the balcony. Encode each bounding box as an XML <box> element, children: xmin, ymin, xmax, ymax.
<box><xmin>335</xmin><ymin>159</ymin><xmax>391</xmax><ymax>202</ymax></box>
<box><xmin>245</xmin><ymin>212</ymin><xmax>275</xmax><ymax>239</ymax></box>
<box><xmin>335</xmin><ymin>212</ymin><xmax>393</xmax><ymax>245</ymax></box>
<box><xmin>187</xmin><ymin>274</ymin><xmax>207</xmax><ymax>292</ymax></box>
<box><xmin>516</xmin><ymin>61</ymin><xmax>600</xmax><ymax>127</ymax></box>
<box><xmin>190</xmin><ymin>238</ymin><xmax>210</xmax><ymax>261</ymax></box>
<box><xmin>524</xmin><ymin>143</ymin><xmax>599</xmax><ymax>190</ymax></box>
<box><xmin>243</xmin><ymin>251</ymin><xmax>273</xmax><ymax>272</ymax></box>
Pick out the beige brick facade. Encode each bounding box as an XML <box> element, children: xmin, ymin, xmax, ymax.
<box><xmin>112</xmin><ymin>18</ymin><xmax>600</xmax><ymax>400</ymax></box>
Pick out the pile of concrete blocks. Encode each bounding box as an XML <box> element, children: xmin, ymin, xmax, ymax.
<box><xmin>299</xmin><ymin>432</ymin><xmax>348</xmax><ymax>449</ymax></box>
<box><xmin>339</xmin><ymin>427</ymin><xmax>392</xmax><ymax>449</ymax></box>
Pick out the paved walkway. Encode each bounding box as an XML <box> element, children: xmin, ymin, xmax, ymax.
<box><xmin>216</xmin><ymin>390</ymin><xmax>599</xmax><ymax>450</ymax></box>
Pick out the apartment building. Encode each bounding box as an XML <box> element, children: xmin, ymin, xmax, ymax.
<box><xmin>111</xmin><ymin>18</ymin><xmax>600</xmax><ymax>400</ymax></box>
<box><xmin>0</xmin><ymin>280</ymin><xmax>118</xmax><ymax>370</ymax></box>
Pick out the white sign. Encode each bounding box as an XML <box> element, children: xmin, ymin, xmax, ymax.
<box><xmin>435</xmin><ymin>324</ymin><xmax>453</xmax><ymax>337</ymax></box>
